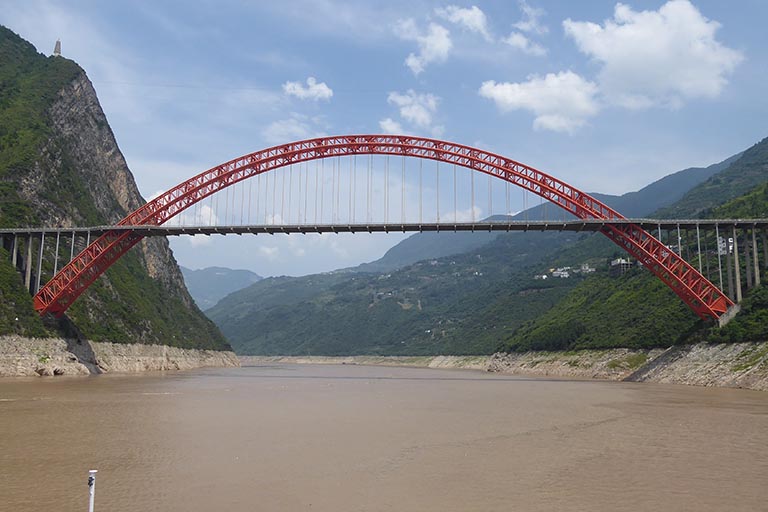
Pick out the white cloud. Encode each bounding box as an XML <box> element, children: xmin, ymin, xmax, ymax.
<box><xmin>564</xmin><ymin>0</ymin><xmax>743</xmax><ymax>109</ymax></box>
<box><xmin>394</xmin><ymin>19</ymin><xmax>452</xmax><ymax>75</ymax></box>
<box><xmin>379</xmin><ymin>118</ymin><xmax>406</xmax><ymax>134</ymax></box>
<box><xmin>282</xmin><ymin>77</ymin><xmax>333</xmax><ymax>101</ymax></box>
<box><xmin>383</xmin><ymin>90</ymin><xmax>444</xmax><ymax>137</ymax></box>
<box><xmin>513</xmin><ymin>0</ymin><xmax>548</xmax><ymax>35</ymax></box>
<box><xmin>479</xmin><ymin>71</ymin><xmax>599</xmax><ymax>134</ymax></box>
<box><xmin>502</xmin><ymin>32</ymin><xmax>546</xmax><ymax>56</ymax></box>
<box><xmin>262</xmin><ymin>114</ymin><xmax>327</xmax><ymax>145</ymax></box>
<box><xmin>387</xmin><ymin>91</ymin><xmax>438</xmax><ymax>128</ymax></box>
<box><xmin>259</xmin><ymin>246</ymin><xmax>280</xmax><ymax>260</ymax></box>
<box><xmin>435</xmin><ymin>5</ymin><xmax>491</xmax><ymax>41</ymax></box>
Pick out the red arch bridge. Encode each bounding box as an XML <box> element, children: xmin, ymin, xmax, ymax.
<box><xmin>0</xmin><ymin>135</ymin><xmax>762</xmax><ymax>324</ymax></box>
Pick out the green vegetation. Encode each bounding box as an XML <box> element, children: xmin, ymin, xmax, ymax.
<box><xmin>0</xmin><ymin>27</ymin><xmax>82</xmax><ymax>227</ymax></box>
<box><xmin>209</xmin><ymin>231</ymin><xmax>584</xmax><ymax>355</ymax></box>
<box><xmin>500</xmin><ymin>268</ymin><xmax>698</xmax><ymax>352</ymax></box>
<box><xmin>499</xmin><ymin>137</ymin><xmax>768</xmax><ymax>354</ymax></box>
<box><xmin>0</xmin><ymin>26</ymin><xmax>229</xmax><ymax>350</ymax></box>
<box><xmin>656</xmin><ymin>137</ymin><xmax>768</xmax><ymax>218</ymax></box>
<box><xmin>67</xmin><ymin>251</ymin><xmax>227</xmax><ymax>350</ymax></box>
<box><xmin>0</xmin><ymin>248</ymin><xmax>49</xmax><ymax>337</ymax></box>
<box><xmin>207</xmin><ymin>136</ymin><xmax>768</xmax><ymax>356</ymax></box>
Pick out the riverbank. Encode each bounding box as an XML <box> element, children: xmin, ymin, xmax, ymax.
<box><xmin>242</xmin><ymin>341</ymin><xmax>768</xmax><ymax>391</ymax></box>
<box><xmin>0</xmin><ymin>335</ymin><xmax>240</xmax><ymax>377</ymax></box>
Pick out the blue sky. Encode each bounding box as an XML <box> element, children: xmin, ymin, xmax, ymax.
<box><xmin>2</xmin><ymin>0</ymin><xmax>766</xmax><ymax>276</ymax></box>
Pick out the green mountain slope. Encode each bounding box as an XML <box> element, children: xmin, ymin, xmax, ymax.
<box><xmin>209</xmin><ymin>231</ymin><xmax>588</xmax><ymax>355</ymax></box>
<box><xmin>209</xmin><ymin>141</ymin><xmax>750</xmax><ymax>355</ymax></box>
<box><xmin>657</xmin><ymin>137</ymin><xmax>768</xmax><ymax>218</ymax></box>
<box><xmin>0</xmin><ymin>27</ymin><xmax>228</xmax><ymax>350</ymax></box>
<box><xmin>505</xmin><ymin>150</ymin><xmax>768</xmax><ymax>353</ymax></box>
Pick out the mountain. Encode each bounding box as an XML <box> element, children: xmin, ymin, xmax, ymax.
<box><xmin>0</xmin><ymin>26</ymin><xmax>228</xmax><ymax>350</ymax></box>
<box><xmin>656</xmin><ymin>137</ymin><xmax>768</xmax><ymax>218</ymax></box>
<box><xmin>207</xmin><ymin>139</ymin><xmax>760</xmax><ymax>356</ymax></box>
<box><xmin>354</xmin><ymin>155</ymin><xmax>738</xmax><ymax>274</ymax></box>
<box><xmin>501</xmin><ymin>140</ymin><xmax>768</xmax><ymax>353</ymax></box>
<box><xmin>208</xmin><ymin>231</ymin><xmax>584</xmax><ymax>355</ymax></box>
<box><xmin>180</xmin><ymin>266</ymin><xmax>262</xmax><ymax>310</ymax></box>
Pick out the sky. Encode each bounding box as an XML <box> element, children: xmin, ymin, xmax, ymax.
<box><xmin>2</xmin><ymin>0</ymin><xmax>766</xmax><ymax>276</ymax></box>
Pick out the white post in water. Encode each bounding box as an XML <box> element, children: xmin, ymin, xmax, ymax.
<box><xmin>88</xmin><ymin>470</ymin><xmax>98</xmax><ymax>512</ymax></box>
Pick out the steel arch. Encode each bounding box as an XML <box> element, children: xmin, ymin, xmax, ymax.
<box><xmin>33</xmin><ymin>134</ymin><xmax>734</xmax><ymax>320</ymax></box>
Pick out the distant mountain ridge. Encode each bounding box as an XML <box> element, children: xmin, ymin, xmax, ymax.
<box><xmin>181</xmin><ymin>266</ymin><xmax>262</xmax><ymax>310</ymax></box>
<box><xmin>657</xmin><ymin>138</ymin><xmax>768</xmax><ymax>218</ymax></box>
<box><xmin>355</xmin><ymin>153</ymin><xmax>740</xmax><ymax>274</ymax></box>
<box><xmin>206</xmin><ymin>143</ymin><xmax>758</xmax><ymax>356</ymax></box>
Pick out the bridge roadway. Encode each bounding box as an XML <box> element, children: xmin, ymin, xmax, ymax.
<box><xmin>2</xmin><ymin>218</ymin><xmax>768</xmax><ymax>237</ymax></box>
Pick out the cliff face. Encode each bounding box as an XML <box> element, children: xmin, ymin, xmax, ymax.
<box><xmin>0</xmin><ymin>26</ymin><xmax>229</xmax><ymax>351</ymax></box>
<box><xmin>26</xmin><ymin>71</ymin><xmax>192</xmax><ymax>304</ymax></box>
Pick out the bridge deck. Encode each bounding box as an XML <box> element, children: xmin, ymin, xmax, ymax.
<box><xmin>1</xmin><ymin>219</ymin><xmax>767</xmax><ymax>237</ymax></box>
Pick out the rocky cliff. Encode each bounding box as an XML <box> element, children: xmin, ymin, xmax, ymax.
<box><xmin>0</xmin><ymin>26</ymin><xmax>229</xmax><ymax>352</ymax></box>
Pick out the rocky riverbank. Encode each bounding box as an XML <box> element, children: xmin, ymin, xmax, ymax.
<box><xmin>0</xmin><ymin>335</ymin><xmax>239</xmax><ymax>377</ymax></box>
<box><xmin>242</xmin><ymin>341</ymin><xmax>768</xmax><ymax>391</ymax></box>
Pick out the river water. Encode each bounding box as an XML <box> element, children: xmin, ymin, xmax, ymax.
<box><xmin>1</xmin><ymin>364</ymin><xmax>767</xmax><ymax>511</ymax></box>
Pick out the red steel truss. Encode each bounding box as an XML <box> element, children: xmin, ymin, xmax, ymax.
<box><xmin>33</xmin><ymin>135</ymin><xmax>734</xmax><ymax>320</ymax></box>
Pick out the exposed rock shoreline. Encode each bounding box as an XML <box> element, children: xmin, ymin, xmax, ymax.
<box><xmin>242</xmin><ymin>341</ymin><xmax>768</xmax><ymax>391</ymax></box>
<box><xmin>0</xmin><ymin>335</ymin><xmax>239</xmax><ymax>377</ymax></box>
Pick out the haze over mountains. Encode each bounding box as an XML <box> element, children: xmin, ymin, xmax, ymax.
<box><xmin>181</xmin><ymin>267</ymin><xmax>262</xmax><ymax>310</ymax></box>
<box><xmin>200</xmin><ymin>138</ymin><xmax>768</xmax><ymax>356</ymax></box>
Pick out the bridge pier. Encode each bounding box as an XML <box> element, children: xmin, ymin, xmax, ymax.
<box><xmin>11</xmin><ymin>235</ymin><xmax>18</xmax><ymax>267</ymax></box>
<box><xmin>732</xmin><ymin>226</ymin><xmax>742</xmax><ymax>303</ymax></box>
<box><xmin>70</xmin><ymin>231</ymin><xmax>76</xmax><ymax>262</ymax></box>
<box><xmin>762</xmin><ymin>231</ymin><xmax>768</xmax><ymax>272</ymax></box>
<box><xmin>35</xmin><ymin>232</ymin><xmax>45</xmax><ymax>293</ymax></box>
<box><xmin>745</xmin><ymin>230</ymin><xmax>753</xmax><ymax>289</ymax></box>
<box><xmin>753</xmin><ymin>228</ymin><xmax>761</xmax><ymax>287</ymax></box>
<box><xmin>53</xmin><ymin>231</ymin><xmax>61</xmax><ymax>275</ymax></box>
<box><xmin>24</xmin><ymin>236</ymin><xmax>32</xmax><ymax>292</ymax></box>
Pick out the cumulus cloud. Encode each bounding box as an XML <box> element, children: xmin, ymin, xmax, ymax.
<box><xmin>564</xmin><ymin>0</ymin><xmax>743</xmax><ymax>109</ymax></box>
<box><xmin>381</xmin><ymin>90</ymin><xmax>444</xmax><ymax>137</ymax></box>
<box><xmin>394</xmin><ymin>18</ymin><xmax>452</xmax><ymax>75</ymax></box>
<box><xmin>387</xmin><ymin>90</ymin><xmax>439</xmax><ymax>128</ymax></box>
<box><xmin>379</xmin><ymin>117</ymin><xmax>406</xmax><ymax>134</ymax></box>
<box><xmin>435</xmin><ymin>5</ymin><xmax>491</xmax><ymax>41</ymax></box>
<box><xmin>513</xmin><ymin>0</ymin><xmax>548</xmax><ymax>35</ymax></box>
<box><xmin>262</xmin><ymin>114</ymin><xmax>327</xmax><ymax>144</ymax></box>
<box><xmin>479</xmin><ymin>71</ymin><xmax>599</xmax><ymax>134</ymax></box>
<box><xmin>502</xmin><ymin>32</ymin><xmax>546</xmax><ymax>56</ymax></box>
<box><xmin>282</xmin><ymin>77</ymin><xmax>333</xmax><ymax>101</ymax></box>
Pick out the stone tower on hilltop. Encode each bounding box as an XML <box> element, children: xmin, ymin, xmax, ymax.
<box><xmin>53</xmin><ymin>39</ymin><xmax>61</xmax><ymax>57</ymax></box>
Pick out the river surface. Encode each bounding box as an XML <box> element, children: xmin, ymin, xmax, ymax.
<box><xmin>1</xmin><ymin>364</ymin><xmax>768</xmax><ymax>511</ymax></box>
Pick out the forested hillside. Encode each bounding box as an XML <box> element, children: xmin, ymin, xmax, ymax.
<box><xmin>504</xmin><ymin>144</ymin><xmax>768</xmax><ymax>353</ymax></box>
<box><xmin>210</xmin><ymin>136</ymin><xmax>766</xmax><ymax>356</ymax></box>
<box><xmin>0</xmin><ymin>27</ymin><xmax>228</xmax><ymax>350</ymax></box>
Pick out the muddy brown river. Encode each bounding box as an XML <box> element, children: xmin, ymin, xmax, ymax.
<box><xmin>1</xmin><ymin>364</ymin><xmax>767</xmax><ymax>511</ymax></box>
